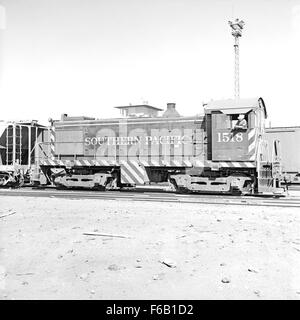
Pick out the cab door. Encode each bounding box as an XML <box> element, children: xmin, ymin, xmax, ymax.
<box><xmin>211</xmin><ymin>112</ymin><xmax>249</xmax><ymax>161</ymax></box>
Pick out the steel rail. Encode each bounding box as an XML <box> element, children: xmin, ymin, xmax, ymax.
<box><xmin>1</xmin><ymin>188</ymin><xmax>300</xmax><ymax>208</ymax></box>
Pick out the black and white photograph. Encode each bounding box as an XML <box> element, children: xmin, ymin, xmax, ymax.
<box><xmin>0</xmin><ymin>0</ymin><xmax>300</xmax><ymax>304</ymax></box>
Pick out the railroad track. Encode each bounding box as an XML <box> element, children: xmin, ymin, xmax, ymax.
<box><xmin>1</xmin><ymin>187</ymin><xmax>300</xmax><ymax>208</ymax></box>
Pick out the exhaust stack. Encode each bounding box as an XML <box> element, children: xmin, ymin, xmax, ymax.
<box><xmin>163</xmin><ymin>103</ymin><xmax>181</xmax><ymax>118</ymax></box>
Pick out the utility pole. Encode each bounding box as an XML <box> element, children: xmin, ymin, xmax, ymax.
<box><xmin>228</xmin><ymin>18</ymin><xmax>245</xmax><ymax>99</ymax></box>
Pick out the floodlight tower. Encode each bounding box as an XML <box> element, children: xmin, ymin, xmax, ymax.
<box><xmin>228</xmin><ymin>18</ymin><xmax>245</xmax><ymax>99</ymax></box>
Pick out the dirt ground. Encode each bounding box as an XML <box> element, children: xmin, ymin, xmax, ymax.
<box><xmin>1</xmin><ymin>195</ymin><xmax>300</xmax><ymax>300</ymax></box>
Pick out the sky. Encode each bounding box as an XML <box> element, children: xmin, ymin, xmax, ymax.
<box><xmin>0</xmin><ymin>0</ymin><xmax>299</xmax><ymax>126</ymax></box>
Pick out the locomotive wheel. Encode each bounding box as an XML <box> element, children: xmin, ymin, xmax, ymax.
<box><xmin>229</xmin><ymin>186</ymin><xmax>242</xmax><ymax>195</ymax></box>
<box><xmin>55</xmin><ymin>185</ymin><xmax>68</xmax><ymax>190</ymax></box>
<box><xmin>177</xmin><ymin>186</ymin><xmax>190</xmax><ymax>194</ymax></box>
<box><xmin>92</xmin><ymin>185</ymin><xmax>106</xmax><ymax>191</ymax></box>
<box><xmin>0</xmin><ymin>177</ymin><xmax>8</xmax><ymax>186</ymax></box>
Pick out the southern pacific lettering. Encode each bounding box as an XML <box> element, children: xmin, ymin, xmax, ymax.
<box><xmin>84</xmin><ymin>135</ymin><xmax>188</xmax><ymax>146</ymax></box>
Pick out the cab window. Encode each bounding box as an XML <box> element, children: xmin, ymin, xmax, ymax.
<box><xmin>230</xmin><ymin>114</ymin><xmax>248</xmax><ymax>129</ymax></box>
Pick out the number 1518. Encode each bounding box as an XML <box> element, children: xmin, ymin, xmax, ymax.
<box><xmin>217</xmin><ymin>132</ymin><xmax>243</xmax><ymax>142</ymax></box>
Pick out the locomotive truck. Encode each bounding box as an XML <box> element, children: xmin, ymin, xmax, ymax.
<box><xmin>37</xmin><ymin>97</ymin><xmax>283</xmax><ymax>195</ymax></box>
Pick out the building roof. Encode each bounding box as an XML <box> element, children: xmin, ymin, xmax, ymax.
<box><xmin>204</xmin><ymin>97</ymin><xmax>267</xmax><ymax>117</ymax></box>
<box><xmin>115</xmin><ymin>104</ymin><xmax>163</xmax><ymax>111</ymax></box>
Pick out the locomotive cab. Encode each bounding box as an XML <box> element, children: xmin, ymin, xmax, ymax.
<box><xmin>203</xmin><ymin>97</ymin><xmax>283</xmax><ymax>195</ymax></box>
<box><xmin>204</xmin><ymin>97</ymin><xmax>266</xmax><ymax>162</ymax></box>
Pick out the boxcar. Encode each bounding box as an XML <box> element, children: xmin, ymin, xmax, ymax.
<box><xmin>265</xmin><ymin>126</ymin><xmax>300</xmax><ymax>183</ymax></box>
<box><xmin>0</xmin><ymin>120</ymin><xmax>46</xmax><ymax>186</ymax></box>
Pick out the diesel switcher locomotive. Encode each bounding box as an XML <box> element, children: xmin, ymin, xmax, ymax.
<box><xmin>37</xmin><ymin>97</ymin><xmax>283</xmax><ymax>195</ymax></box>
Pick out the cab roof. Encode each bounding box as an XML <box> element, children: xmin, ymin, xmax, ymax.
<box><xmin>203</xmin><ymin>97</ymin><xmax>267</xmax><ymax>118</ymax></box>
